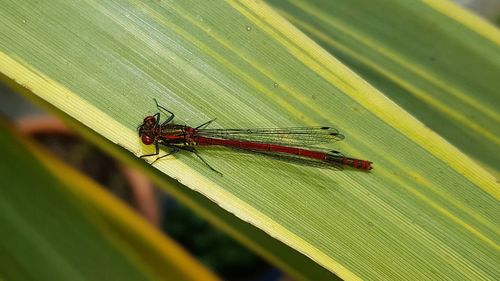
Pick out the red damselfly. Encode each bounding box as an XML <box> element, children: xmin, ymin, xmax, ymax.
<box><xmin>138</xmin><ymin>99</ymin><xmax>372</xmax><ymax>175</ymax></box>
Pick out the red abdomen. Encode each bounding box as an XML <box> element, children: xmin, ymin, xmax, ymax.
<box><xmin>195</xmin><ymin>136</ymin><xmax>327</xmax><ymax>160</ymax></box>
<box><xmin>195</xmin><ymin>136</ymin><xmax>372</xmax><ymax>170</ymax></box>
<box><xmin>340</xmin><ymin>157</ymin><xmax>372</xmax><ymax>170</ymax></box>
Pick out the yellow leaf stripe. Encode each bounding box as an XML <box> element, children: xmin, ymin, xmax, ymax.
<box><xmin>423</xmin><ymin>0</ymin><xmax>500</xmax><ymax>45</ymax></box>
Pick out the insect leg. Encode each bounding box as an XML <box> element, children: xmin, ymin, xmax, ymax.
<box><xmin>152</xmin><ymin>112</ymin><xmax>161</xmax><ymax>126</ymax></box>
<box><xmin>153</xmin><ymin>98</ymin><xmax>175</xmax><ymax>125</ymax></box>
<box><xmin>151</xmin><ymin>147</ymin><xmax>180</xmax><ymax>165</ymax></box>
<box><xmin>177</xmin><ymin>146</ymin><xmax>223</xmax><ymax>176</ymax></box>
<box><xmin>139</xmin><ymin>141</ymin><xmax>160</xmax><ymax>158</ymax></box>
<box><xmin>195</xmin><ymin>118</ymin><xmax>217</xmax><ymax>129</ymax></box>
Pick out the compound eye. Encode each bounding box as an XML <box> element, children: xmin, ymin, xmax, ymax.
<box><xmin>141</xmin><ymin>135</ymin><xmax>154</xmax><ymax>145</ymax></box>
<box><xmin>144</xmin><ymin>116</ymin><xmax>156</xmax><ymax>125</ymax></box>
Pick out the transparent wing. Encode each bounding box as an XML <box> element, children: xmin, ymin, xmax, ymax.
<box><xmin>239</xmin><ymin>148</ymin><xmax>344</xmax><ymax>170</ymax></box>
<box><xmin>196</xmin><ymin>127</ymin><xmax>344</xmax><ymax>146</ymax></box>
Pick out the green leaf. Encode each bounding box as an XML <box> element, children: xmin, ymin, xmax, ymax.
<box><xmin>267</xmin><ymin>0</ymin><xmax>500</xmax><ymax>174</ymax></box>
<box><xmin>0</xmin><ymin>1</ymin><xmax>498</xmax><ymax>280</ymax></box>
<box><xmin>0</xmin><ymin>122</ymin><xmax>219</xmax><ymax>281</ymax></box>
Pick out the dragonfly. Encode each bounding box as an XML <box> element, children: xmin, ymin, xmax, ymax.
<box><xmin>138</xmin><ymin>99</ymin><xmax>372</xmax><ymax>175</ymax></box>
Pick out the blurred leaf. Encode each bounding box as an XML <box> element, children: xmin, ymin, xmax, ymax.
<box><xmin>0</xmin><ymin>121</ymin><xmax>219</xmax><ymax>281</ymax></box>
<box><xmin>0</xmin><ymin>1</ymin><xmax>498</xmax><ymax>280</ymax></box>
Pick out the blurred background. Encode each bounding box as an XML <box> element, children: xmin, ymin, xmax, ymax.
<box><xmin>454</xmin><ymin>0</ymin><xmax>500</xmax><ymax>25</ymax></box>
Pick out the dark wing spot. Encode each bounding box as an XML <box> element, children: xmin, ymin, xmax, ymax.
<box><xmin>334</xmin><ymin>133</ymin><xmax>345</xmax><ymax>140</ymax></box>
<box><xmin>320</xmin><ymin>126</ymin><xmax>330</xmax><ymax>130</ymax></box>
